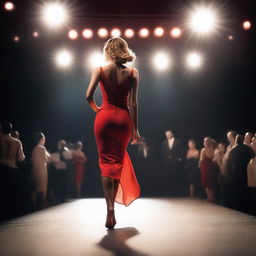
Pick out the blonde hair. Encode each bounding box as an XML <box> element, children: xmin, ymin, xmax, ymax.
<box><xmin>103</xmin><ymin>37</ymin><xmax>136</xmax><ymax>64</ymax></box>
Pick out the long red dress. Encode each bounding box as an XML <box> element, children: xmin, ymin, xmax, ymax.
<box><xmin>94</xmin><ymin>66</ymin><xmax>140</xmax><ymax>206</ymax></box>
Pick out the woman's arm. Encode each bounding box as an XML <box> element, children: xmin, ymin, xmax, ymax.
<box><xmin>86</xmin><ymin>67</ymin><xmax>101</xmax><ymax>113</ymax></box>
<box><xmin>199</xmin><ymin>148</ymin><xmax>205</xmax><ymax>167</ymax></box>
<box><xmin>128</xmin><ymin>68</ymin><xmax>140</xmax><ymax>144</ymax></box>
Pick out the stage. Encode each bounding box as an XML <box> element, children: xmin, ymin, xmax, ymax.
<box><xmin>0</xmin><ymin>198</ymin><xmax>255</xmax><ymax>256</ymax></box>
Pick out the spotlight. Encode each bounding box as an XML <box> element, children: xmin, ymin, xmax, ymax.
<box><xmin>170</xmin><ymin>27</ymin><xmax>182</xmax><ymax>38</ymax></box>
<box><xmin>188</xmin><ymin>6</ymin><xmax>217</xmax><ymax>35</ymax></box>
<box><xmin>228</xmin><ymin>34</ymin><xmax>234</xmax><ymax>41</ymax></box>
<box><xmin>111</xmin><ymin>28</ymin><xmax>121</xmax><ymax>37</ymax></box>
<box><xmin>68</xmin><ymin>29</ymin><xmax>78</xmax><ymax>39</ymax></box>
<box><xmin>55</xmin><ymin>49</ymin><xmax>73</xmax><ymax>68</ymax></box>
<box><xmin>152</xmin><ymin>52</ymin><xmax>171</xmax><ymax>71</ymax></box>
<box><xmin>13</xmin><ymin>36</ymin><xmax>20</xmax><ymax>42</ymax></box>
<box><xmin>82</xmin><ymin>29</ymin><xmax>93</xmax><ymax>39</ymax></box>
<box><xmin>154</xmin><ymin>27</ymin><xmax>165</xmax><ymax>37</ymax></box>
<box><xmin>139</xmin><ymin>28</ymin><xmax>150</xmax><ymax>38</ymax></box>
<box><xmin>243</xmin><ymin>20</ymin><xmax>251</xmax><ymax>30</ymax></box>
<box><xmin>33</xmin><ymin>31</ymin><xmax>39</xmax><ymax>38</ymax></box>
<box><xmin>98</xmin><ymin>28</ymin><xmax>108</xmax><ymax>38</ymax></box>
<box><xmin>186</xmin><ymin>52</ymin><xmax>203</xmax><ymax>69</ymax></box>
<box><xmin>88</xmin><ymin>51</ymin><xmax>106</xmax><ymax>69</ymax></box>
<box><xmin>124</xmin><ymin>28</ymin><xmax>135</xmax><ymax>38</ymax></box>
<box><xmin>4</xmin><ymin>1</ymin><xmax>15</xmax><ymax>11</ymax></box>
<box><xmin>41</xmin><ymin>2</ymin><xmax>68</xmax><ymax>28</ymax></box>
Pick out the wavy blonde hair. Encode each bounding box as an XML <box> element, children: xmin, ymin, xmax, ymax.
<box><xmin>103</xmin><ymin>37</ymin><xmax>136</xmax><ymax>64</ymax></box>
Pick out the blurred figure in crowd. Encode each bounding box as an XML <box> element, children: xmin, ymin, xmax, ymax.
<box><xmin>0</xmin><ymin>121</ymin><xmax>25</xmax><ymax>218</ymax></box>
<box><xmin>247</xmin><ymin>138</ymin><xmax>256</xmax><ymax>214</ymax></box>
<box><xmin>72</xmin><ymin>141</ymin><xmax>87</xmax><ymax>197</ymax></box>
<box><xmin>30</xmin><ymin>132</ymin><xmax>50</xmax><ymax>209</ymax></box>
<box><xmin>11</xmin><ymin>130</ymin><xmax>20</xmax><ymax>139</ymax></box>
<box><xmin>199</xmin><ymin>137</ymin><xmax>218</xmax><ymax>202</ymax></box>
<box><xmin>50</xmin><ymin>140</ymin><xmax>73</xmax><ymax>203</ymax></box>
<box><xmin>214</xmin><ymin>142</ymin><xmax>227</xmax><ymax>203</ymax></box>
<box><xmin>161</xmin><ymin>130</ymin><xmax>184</xmax><ymax>195</ymax></box>
<box><xmin>226</xmin><ymin>134</ymin><xmax>255</xmax><ymax>212</ymax></box>
<box><xmin>244</xmin><ymin>132</ymin><xmax>254</xmax><ymax>147</ymax></box>
<box><xmin>226</xmin><ymin>131</ymin><xmax>236</xmax><ymax>152</ymax></box>
<box><xmin>184</xmin><ymin>139</ymin><xmax>200</xmax><ymax>198</ymax></box>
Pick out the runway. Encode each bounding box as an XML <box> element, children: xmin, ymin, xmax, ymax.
<box><xmin>0</xmin><ymin>198</ymin><xmax>255</xmax><ymax>256</ymax></box>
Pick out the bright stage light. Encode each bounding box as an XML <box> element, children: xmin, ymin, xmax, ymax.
<box><xmin>13</xmin><ymin>36</ymin><xmax>20</xmax><ymax>42</ymax></box>
<box><xmin>68</xmin><ymin>29</ymin><xmax>78</xmax><ymax>39</ymax></box>
<box><xmin>41</xmin><ymin>2</ymin><xmax>68</xmax><ymax>28</ymax></box>
<box><xmin>228</xmin><ymin>35</ymin><xmax>234</xmax><ymax>41</ymax></box>
<box><xmin>186</xmin><ymin>52</ymin><xmax>203</xmax><ymax>69</ymax></box>
<box><xmin>55</xmin><ymin>49</ymin><xmax>73</xmax><ymax>68</ymax></box>
<box><xmin>4</xmin><ymin>2</ymin><xmax>15</xmax><ymax>11</ymax></box>
<box><xmin>170</xmin><ymin>27</ymin><xmax>182</xmax><ymax>38</ymax></box>
<box><xmin>188</xmin><ymin>6</ymin><xmax>217</xmax><ymax>35</ymax></box>
<box><xmin>88</xmin><ymin>51</ymin><xmax>106</xmax><ymax>69</ymax></box>
<box><xmin>82</xmin><ymin>29</ymin><xmax>93</xmax><ymax>39</ymax></box>
<box><xmin>124</xmin><ymin>28</ymin><xmax>135</xmax><ymax>38</ymax></box>
<box><xmin>152</xmin><ymin>52</ymin><xmax>171</xmax><ymax>71</ymax></box>
<box><xmin>111</xmin><ymin>28</ymin><xmax>121</xmax><ymax>37</ymax></box>
<box><xmin>98</xmin><ymin>28</ymin><xmax>108</xmax><ymax>38</ymax></box>
<box><xmin>243</xmin><ymin>20</ymin><xmax>251</xmax><ymax>30</ymax></box>
<box><xmin>154</xmin><ymin>27</ymin><xmax>165</xmax><ymax>37</ymax></box>
<box><xmin>33</xmin><ymin>31</ymin><xmax>39</xmax><ymax>38</ymax></box>
<box><xmin>139</xmin><ymin>28</ymin><xmax>150</xmax><ymax>38</ymax></box>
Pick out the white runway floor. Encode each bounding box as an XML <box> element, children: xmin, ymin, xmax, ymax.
<box><xmin>0</xmin><ymin>198</ymin><xmax>256</xmax><ymax>256</ymax></box>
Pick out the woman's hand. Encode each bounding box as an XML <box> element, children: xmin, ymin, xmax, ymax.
<box><xmin>131</xmin><ymin>130</ymin><xmax>141</xmax><ymax>145</ymax></box>
<box><xmin>95</xmin><ymin>107</ymin><xmax>102</xmax><ymax>113</ymax></box>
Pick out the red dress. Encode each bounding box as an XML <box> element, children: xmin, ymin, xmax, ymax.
<box><xmin>94</xmin><ymin>66</ymin><xmax>140</xmax><ymax>206</ymax></box>
<box><xmin>200</xmin><ymin>155</ymin><xmax>218</xmax><ymax>188</ymax></box>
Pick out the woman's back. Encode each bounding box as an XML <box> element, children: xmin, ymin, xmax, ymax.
<box><xmin>100</xmin><ymin>64</ymin><xmax>133</xmax><ymax>109</ymax></box>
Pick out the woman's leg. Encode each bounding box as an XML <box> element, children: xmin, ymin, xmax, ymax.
<box><xmin>101</xmin><ymin>177</ymin><xmax>119</xmax><ymax>228</ymax></box>
<box><xmin>101</xmin><ymin>177</ymin><xmax>115</xmax><ymax>211</ymax></box>
<box><xmin>189</xmin><ymin>184</ymin><xmax>194</xmax><ymax>197</ymax></box>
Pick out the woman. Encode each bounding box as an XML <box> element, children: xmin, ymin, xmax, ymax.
<box><xmin>86</xmin><ymin>37</ymin><xmax>141</xmax><ymax>229</ymax></box>
<box><xmin>199</xmin><ymin>137</ymin><xmax>218</xmax><ymax>202</ymax></box>
<box><xmin>72</xmin><ymin>141</ymin><xmax>87</xmax><ymax>197</ymax></box>
<box><xmin>184</xmin><ymin>139</ymin><xmax>200</xmax><ymax>197</ymax></box>
<box><xmin>31</xmin><ymin>132</ymin><xmax>50</xmax><ymax>209</ymax></box>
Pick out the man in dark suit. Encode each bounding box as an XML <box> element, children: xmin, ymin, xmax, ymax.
<box><xmin>226</xmin><ymin>134</ymin><xmax>255</xmax><ymax>212</ymax></box>
<box><xmin>161</xmin><ymin>130</ymin><xmax>184</xmax><ymax>195</ymax></box>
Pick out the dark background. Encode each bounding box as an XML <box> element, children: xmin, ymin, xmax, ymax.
<box><xmin>0</xmin><ymin>0</ymin><xmax>255</xmax><ymax>196</ymax></box>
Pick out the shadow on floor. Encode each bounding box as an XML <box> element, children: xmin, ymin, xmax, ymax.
<box><xmin>98</xmin><ymin>227</ymin><xmax>148</xmax><ymax>256</ymax></box>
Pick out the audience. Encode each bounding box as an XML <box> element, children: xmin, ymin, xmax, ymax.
<box><xmin>1</xmin><ymin>120</ymin><xmax>256</xmax><ymax>219</ymax></box>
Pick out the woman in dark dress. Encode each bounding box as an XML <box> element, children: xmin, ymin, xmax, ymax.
<box><xmin>184</xmin><ymin>139</ymin><xmax>200</xmax><ymax>197</ymax></box>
